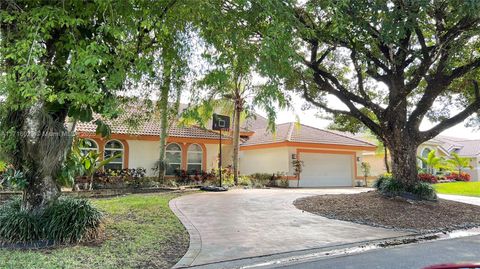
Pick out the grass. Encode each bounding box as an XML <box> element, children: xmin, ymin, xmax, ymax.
<box><xmin>0</xmin><ymin>192</ymin><xmax>189</xmax><ymax>269</ymax></box>
<box><xmin>434</xmin><ymin>182</ymin><xmax>480</xmax><ymax>197</ymax></box>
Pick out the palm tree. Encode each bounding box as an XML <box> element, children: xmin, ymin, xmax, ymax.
<box><xmin>446</xmin><ymin>152</ymin><xmax>472</xmax><ymax>174</ymax></box>
<box><xmin>417</xmin><ymin>150</ymin><xmax>444</xmax><ymax>174</ymax></box>
<box><xmin>183</xmin><ymin>72</ymin><xmax>268</xmax><ymax>185</ymax></box>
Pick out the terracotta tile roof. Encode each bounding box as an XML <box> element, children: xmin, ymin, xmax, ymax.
<box><xmin>241</xmin><ymin>122</ymin><xmax>376</xmax><ymax>148</ymax></box>
<box><xmin>75</xmin><ymin>102</ymin><xmax>229</xmax><ymax>140</ymax></box>
<box><xmin>242</xmin><ymin>113</ymin><xmax>269</xmax><ymax>131</ymax></box>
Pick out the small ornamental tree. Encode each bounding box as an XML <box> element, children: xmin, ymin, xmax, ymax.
<box><xmin>360</xmin><ymin>162</ymin><xmax>371</xmax><ymax>187</ymax></box>
<box><xmin>292</xmin><ymin>159</ymin><xmax>304</xmax><ymax>187</ymax></box>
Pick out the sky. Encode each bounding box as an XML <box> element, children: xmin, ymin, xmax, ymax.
<box><xmin>256</xmin><ymin>92</ymin><xmax>480</xmax><ymax>140</ymax></box>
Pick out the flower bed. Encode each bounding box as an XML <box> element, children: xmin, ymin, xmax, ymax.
<box><xmin>417</xmin><ymin>173</ymin><xmax>438</xmax><ymax>183</ymax></box>
<box><xmin>445</xmin><ymin>172</ymin><xmax>471</xmax><ymax>182</ymax></box>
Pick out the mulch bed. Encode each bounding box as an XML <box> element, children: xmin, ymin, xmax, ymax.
<box><xmin>294</xmin><ymin>191</ymin><xmax>480</xmax><ymax>233</ymax></box>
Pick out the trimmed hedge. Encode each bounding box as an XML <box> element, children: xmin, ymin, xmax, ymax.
<box><xmin>0</xmin><ymin>196</ymin><xmax>103</xmax><ymax>244</ymax></box>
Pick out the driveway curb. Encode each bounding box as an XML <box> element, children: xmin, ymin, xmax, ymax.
<box><xmin>170</xmin><ymin>196</ymin><xmax>202</xmax><ymax>268</ymax></box>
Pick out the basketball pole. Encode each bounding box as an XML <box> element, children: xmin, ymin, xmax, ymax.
<box><xmin>219</xmin><ymin>128</ymin><xmax>222</xmax><ymax>187</ymax></box>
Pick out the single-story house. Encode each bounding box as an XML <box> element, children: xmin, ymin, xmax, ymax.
<box><xmin>363</xmin><ymin>135</ymin><xmax>480</xmax><ymax>181</ymax></box>
<box><xmin>75</xmin><ymin>107</ymin><xmax>377</xmax><ymax>187</ymax></box>
<box><xmin>239</xmin><ymin>122</ymin><xmax>376</xmax><ymax>187</ymax></box>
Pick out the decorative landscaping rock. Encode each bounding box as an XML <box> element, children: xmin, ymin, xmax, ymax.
<box><xmin>200</xmin><ymin>186</ymin><xmax>228</xmax><ymax>192</ymax></box>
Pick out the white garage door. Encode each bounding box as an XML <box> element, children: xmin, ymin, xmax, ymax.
<box><xmin>299</xmin><ymin>153</ymin><xmax>353</xmax><ymax>187</ymax></box>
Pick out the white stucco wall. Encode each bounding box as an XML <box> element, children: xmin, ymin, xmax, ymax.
<box><xmin>240</xmin><ymin>145</ymin><xmax>370</xmax><ymax>188</ymax></box>
<box><xmin>239</xmin><ymin>147</ymin><xmax>290</xmax><ymax>175</ymax></box>
<box><xmin>463</xmin><ymin>156</ymin><xmax>480</xmax><ymax>182</ymax></box>
<box><xmin>473</xmin><ymin>156</ymin><xmax>480</xmax><ymax>181</ymax></box>
<box><xmin>127</xmin><ymin>140</ymin><xmax>160</xmax><ymax>176</ymax></box>
<box><xmin>204</xmin><ymin>144</ymin><xmax>233</xmax><ymax>172</ymax></box>
<box><xmin>126</xmin><ymin>140</ymin><xmax>230</xmax><ymax>176</ymax></box>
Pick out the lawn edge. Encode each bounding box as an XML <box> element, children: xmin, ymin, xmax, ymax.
<box><xmin>170</xmin><ymin>193</ymin><xmax>203</xmax><ymax>268</ymax></box>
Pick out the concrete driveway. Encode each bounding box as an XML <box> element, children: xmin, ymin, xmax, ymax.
<box><xmin>170</xmin><ymin>188</ymin><xmax>408</xmax><ymax>267</ymax></box>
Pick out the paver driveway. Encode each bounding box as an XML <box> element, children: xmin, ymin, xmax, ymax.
<box><xmin>170</xmin><ymin>188</ymin><xmax>408</xmax><ymax>267</ymax></box>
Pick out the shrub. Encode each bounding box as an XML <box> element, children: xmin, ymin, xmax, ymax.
<box><xmin>410</xmin><ymin>182</ymin><xmax>437</xmax><ymax>201</ymax></box>
<box><xmin>446</xmin><ymin>172</ymin><xmax>471</xmax><ymax>182</ymax></box>
<box><xmin>237</xmin><ymin>176</ymin><xmax>252</xmax><ymax>186</ymax></box>
<box><xmin>43</xmin><ymin>197</ymin><xmax>104</xmax><ymax>243</ymax></box>
<box><xmin>250</xmin><ymin>173</ymin><xmax>274</xmax><ymax>188</ymax></box>
<box><xmin>173</xmin><ymin>169</ymin><xmax>192</xmax><ymax>185</ymax></box>
<box><xmin>277</xmin><ymin>178</ymin><xmax>289</xmax><ymax>187</ymax></box>
<box><xmin>0</xmin><ymin>197</ymin><xmax>104</xmax><ymax>244</ymax></box>
<box><xmin>220</xmin><ymin>173</ymin><xmax>235</xmax><ymax>187</ymax></box>
<box><xmin>417</xmin><ymin>173</ymin><xmax>438</xmax><ymax>183</ymax></box>
<box><xmin>89</xmin><ymin>168</ymin><xmax>149</xmax><ymax>189</ymax></box>
<box><xmin>373</xmin><ymin>173</ymin><xmax>392</xmax><ymax>189</ymax></box>
<box><xmin>0</xmin><ymin>198</ymin><xmax>41</xmax><ymax>242</ymax></box>
<box><xmin>172</xmin><ymin>169</ymin><xmax>219</xmax><ymax>186</ymax></box>
<box><xmin>377</xmin><ymin>177</ymin><xmax>405</xmax><ymax>196</ymax></box>
<box><xmin>374</xmin><ymin>174</ymin><xmax>437</xmax><ymax>200</ymax></box>
<box><xmin>191</xmin><ymin>170</ymin><xmax>216</xmax><ymax>183</ymax></box>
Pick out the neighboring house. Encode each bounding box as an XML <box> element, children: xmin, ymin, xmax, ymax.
<box><xmin>364</xmin><ymin>135</ymin><xmax>480</xmax><ymax>181</ymax></box>
<box><xmin>418</xmin><ymin>136</ymin><xmax>480</xmax><ymax>181</ymax></box>
<box><xmin>74</xmin><ymin>105</ymin><xmax>377</xmax><ymax>187</ymax></box>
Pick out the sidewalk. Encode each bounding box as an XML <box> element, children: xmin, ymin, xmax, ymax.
<box><xmin>438</xmin><ymin>194</ymin><xmax>480</xmax><ymax>206</ymax></box>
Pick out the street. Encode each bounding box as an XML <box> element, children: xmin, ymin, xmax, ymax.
<box><xmin>276</xmin><ymin>235</ymin><xmax>480</xmax><ymax>269</ymax></box>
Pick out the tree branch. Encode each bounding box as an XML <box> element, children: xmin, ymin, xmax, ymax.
<box><xmin>308</xmin><ymin>72</ymin><xmax>384</xmax><ymax>136</ymax></box>
<box><xmin>419</xmin><ymin>81</ymin><xmax>480</xmax><ymax>141</ymax></box>
<box><xmin>312</xmin><ymin>64</ymin><xmax>384</xmax><ymax>116</ymax></box>
<box><xmin>316</xmin><ymin>47</ymin><xmax>334</xmax><ymax>66</ymax></box>
<box><xmin>351</xmin><ymin>48</ymin><xmax>369</xmax><ymax>100</ymax></box>
<box><xmin>447</xmin><ymin>57</ymin><xmax>480</xmax><ymax>81</ymax></box>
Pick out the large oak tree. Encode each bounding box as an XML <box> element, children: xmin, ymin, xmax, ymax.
<box><xmin>218</xmin><ymin>0</ymin><xmax>480</xmax><ymax>186</ymax></box>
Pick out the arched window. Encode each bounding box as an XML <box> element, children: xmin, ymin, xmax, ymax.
<box><xmin>104</xmin><ymin>140</ymin><xmax>124</xmax><ymax>171</ymax></box>
<box><xmin>420</xmin><ymin>147</ymin><xmax>431</xmax><ymax>170</ymax></box>
<box><xmin>79</xmin><ymin>139</ymin><xmax>98</xmax><ymax>156</ymax></box>
<box><xmin>187</xmin><ymin>144</ymin><xmax>203</xmax><ymax>173</ymax></box>
<box><xmin>166</xmin><ymin>143</ymin><xmax>182</xmax><ymax>175</ymax></box>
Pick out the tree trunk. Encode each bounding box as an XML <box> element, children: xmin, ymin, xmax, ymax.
<box><xmin>232</xmin><ymin>103</ymin><xmax>241</xmax><ymax>185</ymax></box>
<box><xmin>157</xmin><ymin>49</ymin><xmax>172</xmax><ymax>183</ymax></box>
<box><xmin>384</xmin><ymin>147</ymin><xmax>390</xmax><ymax>173</ymax></box>
<box><xmin>21</xmin><ymin>102</ymin><xmax>68</xmax><ymax>212</ymax></box>
<box><xmin>388</xmin><ymin>141</ymin><xmax>419</xmax><ymax>186</ymax></box>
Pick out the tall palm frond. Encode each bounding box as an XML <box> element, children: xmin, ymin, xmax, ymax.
<box><xmin>446</xmin><ymin>152</ymin><xmax>472</xmax><ymax>174</ymax></box>
<box><xmin>417</xmin><ymin>150</ymin><xmax>445</xmax><ymax>174</ymax></box>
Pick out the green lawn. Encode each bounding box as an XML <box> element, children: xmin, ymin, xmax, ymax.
<box><xmin>434</xmin><ymin>182</ymin><xmax>480</xmax><ymax>197</ymax></box>
<box><xmin>0</xmin><ymin>193</ymin><xmax>189</xmax><ymax>269</ymax></box>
